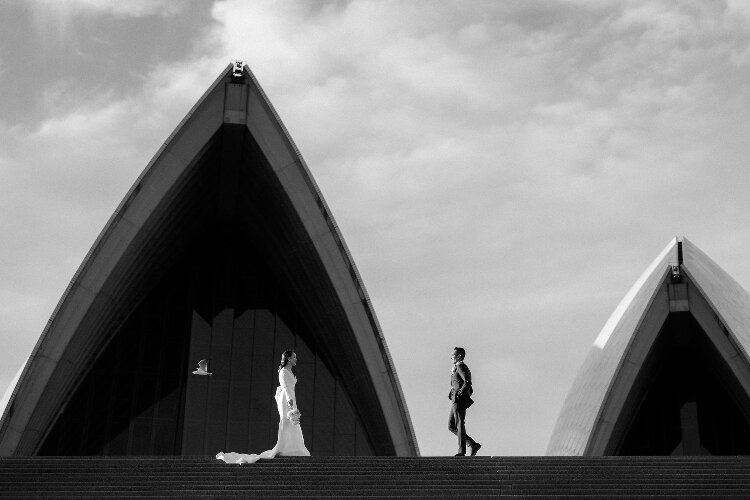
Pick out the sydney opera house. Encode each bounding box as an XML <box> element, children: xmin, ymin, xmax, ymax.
<box><xmin>3</xmin><ymin>63</ymin><xmax>750</xmax><ymax>458</ymax></box>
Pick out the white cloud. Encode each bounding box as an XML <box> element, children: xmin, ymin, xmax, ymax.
<box><xmin>27</xmin><ymin>0</ymin><xmax>183</xmax><ymax>43</ymax></box>
<box><xmin>31</xmin><ymin>0</ymin><xmax>181</xmax><ymax>18</ymax></box>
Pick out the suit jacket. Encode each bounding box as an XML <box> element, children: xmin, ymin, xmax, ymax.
<box><xmin>449</xmin><ymin>361</ymin><xmax>474</xmax><ymax>408</ymax></box>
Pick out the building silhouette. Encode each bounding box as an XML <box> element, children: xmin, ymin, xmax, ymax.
<box><xmin>548</xmin><ymin>237</ymin><xmax>750</xmax><ymax>456</ymax></box>
<box><xmin>0</xmin><ymin>63</ymin><xmax>418</xmax><ymax>457</ymax></box>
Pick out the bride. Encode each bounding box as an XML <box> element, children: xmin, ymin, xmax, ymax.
<box><xmin>216</xmin><ymin>350</ymin><xmax>310</xmax><ymax>464</ymax></box>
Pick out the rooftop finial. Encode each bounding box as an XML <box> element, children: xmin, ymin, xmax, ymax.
<box><xmin>231</xmin><ymin>60</ymin><xmax>245</xmax><ymax>82</ymax></box>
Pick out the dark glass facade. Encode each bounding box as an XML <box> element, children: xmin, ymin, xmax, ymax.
<box><xmin>38</xmin><ymin>219</ymin><xmax>374</xmax><ymax>456</ymax></box>
<box><xmin>616</xmin><ymin>313</ymin><xmax>750</xmax><ymax>455</ymax></box>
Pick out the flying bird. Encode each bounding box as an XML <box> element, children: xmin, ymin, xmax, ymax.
<box><xmin>192</xmin><ymin>359</ymin><xmax>212</xmax><ymax>376</ymax></box>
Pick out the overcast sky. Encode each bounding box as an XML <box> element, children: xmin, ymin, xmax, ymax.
<box><xmin>3</xmin><ymin>0</ymin><xmax>750</xmax><ymax>456</ymax></box>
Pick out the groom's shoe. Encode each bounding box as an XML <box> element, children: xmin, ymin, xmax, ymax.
<box><xmin>470</xmin><ymin>443</ymin><xmax>482</xmax><ymax>456</ymax></box>
<box><xmin>454</xmin><ymin>452</ymin><xmax>465</xmax><ymax>456</ymax></box>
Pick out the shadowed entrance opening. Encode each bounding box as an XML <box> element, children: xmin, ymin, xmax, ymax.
<box><xmin>616</xmin><ymin>313</ymin><xmax>750</xmax><ymax>455</ymax></box>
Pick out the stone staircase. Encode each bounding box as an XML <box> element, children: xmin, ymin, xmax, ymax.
<box><xmin>3</xmin><ymin>456</ymin><xmax>750</xmax><ymax>498</ymax></box>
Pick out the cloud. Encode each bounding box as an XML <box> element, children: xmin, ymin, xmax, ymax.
<box><xmin>27</xmin><ymin>0</ymin><xmax>184</xmax><ymax>43</ymax></box>
<box><xmin>207</xmin><ymin>0</ymin><xmax>750</xmax><ymax>262</ymax></box>
<box><xmin>30</xmin><ymin>0</ymin><xmax>182</xmax><ymax>19</ymax></box>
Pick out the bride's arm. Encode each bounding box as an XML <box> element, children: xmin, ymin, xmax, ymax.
<box><xmin>280</xmin><ymin>369</ymin><xmax>297</xmax><ymax>409</ymax></box>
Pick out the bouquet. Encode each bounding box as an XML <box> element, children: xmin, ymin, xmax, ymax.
<box><xmin>287</xmin><ymin>408</ymin><xmax>301</xmax><ymax>425</ymax></box>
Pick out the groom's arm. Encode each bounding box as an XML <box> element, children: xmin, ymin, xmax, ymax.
<box><xmin>456</xmin><ymin>364</ymin><xmax>472</xmax><ymax>395</ymax></box>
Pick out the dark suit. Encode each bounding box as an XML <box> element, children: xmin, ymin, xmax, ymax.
<box><xmin>448</xmin><ymin>361</ymin><xmax>476</xmax><ymax>455</ymax></box>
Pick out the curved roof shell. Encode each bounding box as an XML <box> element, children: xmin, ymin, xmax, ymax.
<box><xmin>547</xmin><ymin>237</ymin><xmax>750</xmax><ymax>455</ymax></box>
<box><xmin>0</xmin><ymin>64</ymin><xmax>418</xmax><ymax>456</ymax></box>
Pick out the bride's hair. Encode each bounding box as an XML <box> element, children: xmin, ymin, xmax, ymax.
<box><xmin>279</xmin><ymin>350</ymin><xmax>296</xmax><ymax>374</ymax></box>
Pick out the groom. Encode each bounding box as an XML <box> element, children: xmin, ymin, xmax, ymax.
<box><xmin>448</xmin><ymin>347</ymin><xmax>481</xmax><ymax>456</ymax></box>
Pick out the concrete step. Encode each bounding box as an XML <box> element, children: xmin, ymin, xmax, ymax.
<box><xmin>3</xmin><ymin>456</ymin><xmax>750</xmax><ymax>498</ymax></box>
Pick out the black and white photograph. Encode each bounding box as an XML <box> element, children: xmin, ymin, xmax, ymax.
<box><xmin>3</xmin><ymin>1</ymin><xmax>750</xmax><ymax>497</ymax></box>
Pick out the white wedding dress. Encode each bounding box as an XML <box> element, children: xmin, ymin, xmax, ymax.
<box><xmin>216</xmin><ymin>367</ymin><xmax>310</xmax><ymax>464</ymax></box>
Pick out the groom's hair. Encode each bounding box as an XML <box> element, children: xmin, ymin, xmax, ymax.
<box><xmin>454</xmin><ymin>347</ymin><xmax>465</xmax><ymax>358</ymax></box>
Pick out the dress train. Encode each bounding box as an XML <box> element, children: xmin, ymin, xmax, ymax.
<box><xmin>216</xmin><ymin>368</ymin><xmax>309</xmax><ymax>464</ymax></box>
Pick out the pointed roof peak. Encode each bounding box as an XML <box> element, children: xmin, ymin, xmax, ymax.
<box><xmin>549</xmin><ymin>236</ymin><xmax>750</xmax><ymax>456</ymax></box>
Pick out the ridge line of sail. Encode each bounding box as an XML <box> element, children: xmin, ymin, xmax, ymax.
<box><xmin>593</xmin><ymin>238</ymin><xmax>677</xmax><ymax>349</ymax></box>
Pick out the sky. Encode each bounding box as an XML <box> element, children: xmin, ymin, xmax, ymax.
<box><xmin>3</xmin><ymin>0</ymin><xmax>750</xmax><ymax>457</ymax></box>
